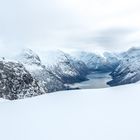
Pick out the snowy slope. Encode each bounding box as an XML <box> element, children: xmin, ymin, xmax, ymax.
<box><xmin>108</xmin><ymin>47</ymin><xmax>140</xmax><ymax>86</ymax></box>
<box><xmin>0</xmin><ymin>83</ymin><xmax>140</xmax><ymax>140</ymax></box>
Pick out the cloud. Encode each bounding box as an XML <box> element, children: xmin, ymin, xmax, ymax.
<box><xmin>92</xmin><ymin>28</ymin><xmax>136</xmax><ymax>51</ymax></box>
<box><xmin>0</xmin><ymin>0</ymin><xmax>140</xmax><ymax>56</ymax></box>
<box><xmin>60</xmin><ymin>28</ymin><xmax>138</xmax><ymax>52</ymax></box>
<box><xmin>0</xmin><ymin>0</ymin><xmax>81</xmax><ymax>48</ymax></box>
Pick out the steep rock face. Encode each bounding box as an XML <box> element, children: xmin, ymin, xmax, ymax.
<box><xmin>107</xmin><ymin>47</ymin><xmax>140</xmax><ymax>86</ymax></box>
<box><xmin>0</xmin><ymin>60</ymin><xmax>44</xmax><ymax>100</ymax></box>
<box><xmin>47</xmin><ymin>51</ymin><xmax>89</xmax><ymax>84</ymax></box>
<box><xmin>28</xmin><ymin>66</ymin><xmax>67</xmax><ymax>92</ymax></box>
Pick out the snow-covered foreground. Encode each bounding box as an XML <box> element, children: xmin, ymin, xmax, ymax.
<box><xmin>0</xmin><ymin>84</ymin><xmax>140</xmax><ymax>140</ymax></box>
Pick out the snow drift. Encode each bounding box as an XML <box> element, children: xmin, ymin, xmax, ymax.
<box><xmin>0</xmin><ymin>83</ymin><xmax>140</xmax><ymax>140</ymax></box>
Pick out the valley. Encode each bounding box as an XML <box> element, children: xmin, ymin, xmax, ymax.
<box><xmin>69</xmin><ymin>72</ymin><xmax>112</xmax><ymax>89</ymax></box>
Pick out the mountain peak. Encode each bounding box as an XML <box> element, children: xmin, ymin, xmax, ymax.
<box><xmin>18</xmin><ymin>48</ymin><xmax>41</xmax><ymax>65</ymax></box>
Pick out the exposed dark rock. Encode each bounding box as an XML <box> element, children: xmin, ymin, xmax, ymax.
<box><xmin>0</xmin><ymin>60</ymin><xmax>44</xmax><ymax>100</ymax></box>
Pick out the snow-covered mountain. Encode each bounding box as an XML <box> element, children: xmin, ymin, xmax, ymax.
<box><xmin>108</xmin><ymin>47</ymin><xmax>140</xmax><ymax>86</ymax></box>
<box><xmin>0</xmin><ymin>49</ymin><xmax>90</xmax><ymax>100</ymax></box>
<box><xmin>16</xmin><ymin>49</ymin><xmax>89</xmax><ymax>93</ymax></box>
<box><xmin>45</xmin><ymin>51</ymin><xmax>89</xmax><ymax>84</ymax></box>
<box><xmin>17</xmin><ymin>49</ymin><xmax>67</xmax><ymax>93</ymax></box>
<box><xmin>72</xmin><ymin>51</ymin><xmax>120</xmax><ymax>72</ymax></box>
<box><xmin>1</xmin><ymin>47</ymin><xmax>140</xmax><ymax>100</ymax></box>
<box><xmin>18</xmin><ymin>48</ymin><xmax>140</xmax><ymax>92</ymax></box>
<box><xmin>18</xmin><ymin>49</ymin><xmax>42</xmax><ymax>65</ymax></box>
<box><xmin>103</xmin><ymin>52</ymin><xmax>120</xmax><ymax>70</ymax></box>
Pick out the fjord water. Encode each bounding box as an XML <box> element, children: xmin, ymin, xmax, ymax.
<box><xmin>70</xmin><ymin>72</ymin><xmax>112</xmax><ymax>89</ymax></box>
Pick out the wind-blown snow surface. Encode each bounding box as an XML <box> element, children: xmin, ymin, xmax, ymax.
<box><xmin>0</xmin><ymin>83</ymin><xmax>140</xmax><ymax>140</ymax></box>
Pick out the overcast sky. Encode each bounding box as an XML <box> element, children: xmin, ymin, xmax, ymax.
<box><xmin>0</xmin><ymin>0</ymin><xmax>140</xmax><ymax>56</ymax></box>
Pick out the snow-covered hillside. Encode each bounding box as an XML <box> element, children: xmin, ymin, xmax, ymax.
<box><xmin>0</xmin><ymin>83</ymin><xmax>140</xmax><ymax>140</ymax></box>
<box><xmin>108</xmin><ymin>47</ymin><xmax>140</xmax><ymax>86</ymax></box>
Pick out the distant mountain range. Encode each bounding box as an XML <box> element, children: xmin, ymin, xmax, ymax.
<box><xmin>1</xmin><ymin>47</ymin><xmax>140</xmax><ymax>100</ymax></box>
